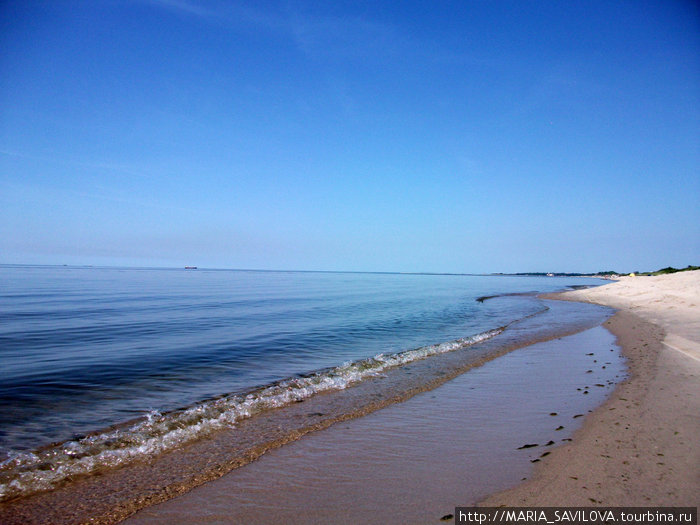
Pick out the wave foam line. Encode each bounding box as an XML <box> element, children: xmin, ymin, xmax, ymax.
<box><xmin>0</xmin><ymin>327</ymin><xmax>503</xmax><ymax>501</ymax></box>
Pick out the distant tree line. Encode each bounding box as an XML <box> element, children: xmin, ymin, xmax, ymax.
<box><xmin>506</xmin><ymin>265</ymin><xmax>698</xmax><ymax>277</ymax></box>
<box><xmin>636</xmin><ymin>265</ymin><xmax>700</xmax><ymax>276</ymax></box>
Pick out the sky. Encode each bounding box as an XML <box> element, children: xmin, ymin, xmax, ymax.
<box><xmin>1</xmin><ymin>0</ymin><xmax>698</xmax><ymax>274</ymax></box>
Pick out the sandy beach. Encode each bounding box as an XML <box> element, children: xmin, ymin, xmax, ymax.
<box><xmin>124</xmin><ymin>303</ymin><xmax>621</xmax><ymax>524</ymax></box>
<box><xmin>2</xmin><ymin>272</ymin><xmax>697</xmax><ymax>524</ymax></box>
<box><xmin>0</xmin><ymin>296</ymin><xmax>617</xmax><ymax>525</ymax></box>
<box><xmin>483</xmin><ymin>270</ymin><xmax>700</xmax><ymax>506</ymax></box>
<box><xmin>4</xmin><ymin>1</ymin><xmax>697</xmax><ymax>522</ymax></box>
<box><xmin>126</xmin><ymin>271</ymin><xmax>699</xmax><ymax>522</ymax></box>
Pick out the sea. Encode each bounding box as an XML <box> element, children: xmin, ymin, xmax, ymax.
<box><xmin>0</xmin><ymin>265</ymin><xmax>609</xmax><ymax>502</ymax></box>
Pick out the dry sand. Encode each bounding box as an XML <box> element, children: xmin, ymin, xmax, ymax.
<box><xmin>482</xmin><ymin>270</ymin><xmax>700</xmax><ymax>506</ymax></box>
<box><xmin>566</xmin><ymin>271</ymin><xmax>700</xmax><ymax>363</ymax></box>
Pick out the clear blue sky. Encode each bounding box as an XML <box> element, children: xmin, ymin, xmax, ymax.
<box><xmin>1</xmin><ymin>0</ymin><xmax>698</xmax><ymax>273</ymax></box>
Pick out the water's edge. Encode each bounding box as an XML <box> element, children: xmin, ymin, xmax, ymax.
<box><xmin>0</xmin><ymin>327</ymin><xmax>508</xmax><ymax>502</ymax></box>
<box><xmin>0</xmin><ymin>298</ymin><xmax>613</xmax><ymax>525</ymax></box>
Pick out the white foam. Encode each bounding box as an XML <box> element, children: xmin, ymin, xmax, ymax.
<box><xmin>0</xmin><ymin>327</ymin><xmax>503</xmax><ymax>500</ymax></box>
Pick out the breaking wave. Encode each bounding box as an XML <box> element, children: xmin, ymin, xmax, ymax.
<box><xmin>0</xmin><ymin>327</ymin><xmax>503</xmax><ymax>501</ymax></box>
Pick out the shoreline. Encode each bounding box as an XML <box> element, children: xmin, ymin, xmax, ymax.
<box><xmin>123</xmin><ymin>272</ymin><xmax>698</xmax><ymax>521</ymax></box>
<box><xmin>125</xmin><ymin>310</ymin><xmax>624</xmax><ymax>524</ymax></box>
<box><xmin>483</xmin><ymin>272</ymin><xmax>700</xmax><ymax>506</ymax></box>
<box><xmin>0</xmin><ymin>297</ymin><xmax>614</xmax><ymax>524</ymax></box>
<box><xmin>3</xmin><ymin>272</ymin><xmax>696</xmax><ymax>522</ymax></box>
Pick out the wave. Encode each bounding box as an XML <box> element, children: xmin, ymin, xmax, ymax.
<box><xmin>0</xmin><ymin>327</ymin><xmax>503</xmax><ymax>501</ymax></box>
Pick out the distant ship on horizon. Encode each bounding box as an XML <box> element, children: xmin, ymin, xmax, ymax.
<box><xmin>184</xmin><ymin>266</ymin><xmax>197</xmax><ymax>270</ymax></box>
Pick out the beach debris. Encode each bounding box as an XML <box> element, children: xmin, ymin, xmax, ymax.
<box><xmin>549</xmin><ymin>412</ymin><xmax>558</xmax><ymax>416</ymax></box>
<box><xmin>573</xmin><ymin>414</ymin><xmax>584</xmax><ymax>418</ymax></box>
<box><xmin>540</xmin><ymin>451</ymin><xmax>551</xmax><ymax>458</ymax></box>
<box><xmin>517</xmin><ymin>443</ymin><xmax>539</xmax><ymax>449</ymax></box>
<box><xmin>440</xmin><ymin>514</ymin><xmax>454</xmax><ymax>521</ymax></box>
<box><xmin>555</xmin><ymin>425</ymin><xmax>565</xmax><ymax>430</ymax></box>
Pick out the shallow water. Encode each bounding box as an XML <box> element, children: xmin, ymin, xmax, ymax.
<box><xmin>0</xmin><ymin>265</ymin><xmax>605</xmax><ymax>503</ymax></box>
<box><xmin>127</xmin><ymin>323</ymin><xmax>625</xmax><ymax>525</ymax></box>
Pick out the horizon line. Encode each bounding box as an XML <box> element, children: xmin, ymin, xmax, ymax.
<box><xmin>0</xmin><ymin>262</ymin><xmax>618</xmax><ymax>277</ymax></box>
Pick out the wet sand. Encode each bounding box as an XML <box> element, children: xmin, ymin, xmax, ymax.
<box><xmin>126</xmin><ymin>271</ymin><xmax>699</xmax><ymax>521</ymax></box>
<box><xmin>483</xmin><ymin>271</ymin><xmax>700</xmax><ymax>506</ymax></box>
<box><xmin>0</xmin><ymin>299</ymin><xmax>612</xmax><ymax>524</ymax></box>
<box><xmin>126</xmin><ymin>328</ymin><xmax>623</xmax><ymax>524</ymax></box>
<box><xmin>6</xmin><ymin>271</ymin><xmax>697</xmax><ymax>523</ymax></box>
<box><xmin>124</xmin><ymin>302</ymin><xmax>623</xmax><ymax>524</ymax></box>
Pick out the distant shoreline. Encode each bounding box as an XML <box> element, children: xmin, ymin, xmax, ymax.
<box><xmin>5</xmin><ymin>262</ymin><xmax>695</xmax><ymax>278</ymax></box>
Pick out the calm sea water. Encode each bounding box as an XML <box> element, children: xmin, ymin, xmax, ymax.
<box><xmin>0</xmin><ymin>265</ymin><xmax>602</xmax><ymax>460</ymax></box>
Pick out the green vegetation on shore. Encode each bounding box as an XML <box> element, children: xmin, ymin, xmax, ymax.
<box><xmin>501</xmin><ymin>265</ymin><xmax>699</xmax><ymax>278</ymax></box>
<box><xmin>636</xmin><ymin>265</ymin><xmax>700</xmax><ymax>276</ymax></box>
